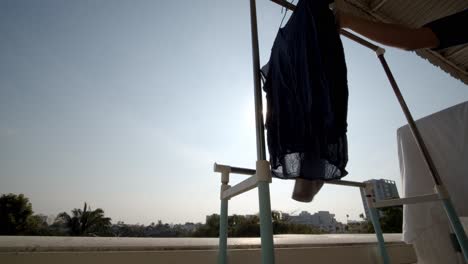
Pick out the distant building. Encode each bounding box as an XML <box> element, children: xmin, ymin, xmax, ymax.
<box><xmin>287</xmin><ymin>211</ymin><xmax>344</xmax><ymax>233</ymax></box>
<box><xmin>360</xmin><ymin>179</ymin><xmax>400</xmax><ymax>219</ymax></box>
<box><xmin>177</xmin><ymin>222</ymin><xmax>201</xmax><ymax>233</ymax></box>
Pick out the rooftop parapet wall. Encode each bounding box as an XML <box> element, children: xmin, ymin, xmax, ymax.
<box><xmin>0</xmin><ymin>234</ymin><xmax>416</xmax><ymax>264</ymax></box>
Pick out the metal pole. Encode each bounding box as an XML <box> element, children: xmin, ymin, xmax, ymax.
<box><xmin>218</xmin><ymin>199</ymin><xmax>228</xmax><ymax>264</ymax></box>
<box><xmin>368</xmin><ymin>207</ymin><xmax>391</xmax><ymax>264</ymax></box>
<box><xmin>249</xmin><ymin>0</ymin><xmax>275</xmax><ymax>263</ymax></box>
<box><xmin>218</xmin><ymin>169</ymin><xmax>230</xmax><ymax>264</ymax></box>
<box><xmin>377</xmin><ymin>54</ymin><xmax>468</xmax><ymax>261</ymax></box>
<box><xmin>249</xmin><ymin>0</ymin><xmax>267</xmax><ymax>160</ymax></box>
<box><xmin>377</xmin><ymin>55</ymin><xmax>442</xmax><ymax>185</ymax></box>
<box><xmin>364</xmin><ymin>185</ymin><xmax>391</xmax><ymax>264</ymax></box>
<box><xmin>340</xmin><ymin>30</ymin><xmax>379</xmax><ymax>51</ymax></box>
<box><xmin>441</xmin><ymin>199</ymin><xmax>468</xmax><ymax>261</ymax></box>
<box><xmin>258</xmin><ymin>182</ymin><xmax>275</xmax><ymax>263</ymax></box>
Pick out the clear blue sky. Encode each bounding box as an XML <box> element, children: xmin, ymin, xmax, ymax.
<box><xmin>1</xmin><ymin>0</ymin><xmax>467</xmax><ymax>224</ymax></box>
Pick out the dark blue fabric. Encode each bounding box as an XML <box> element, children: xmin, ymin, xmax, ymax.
<box><xmin>263</xmin><ymin>0</ymin><xmax>349</xmax><ymax>181</ymax></box>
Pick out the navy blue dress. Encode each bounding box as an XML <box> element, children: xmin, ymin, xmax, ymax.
<box><xmin>263</xmin><ymin>0</ymin><xmax>349</xmax><ymax>181</ymax></box>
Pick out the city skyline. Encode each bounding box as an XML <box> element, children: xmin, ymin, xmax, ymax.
<box><xmin>10</xmin><ymin>196</ymin><xmax>352</xmax><ymax>226</ymax></box>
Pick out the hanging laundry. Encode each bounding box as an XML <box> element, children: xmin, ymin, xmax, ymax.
<box><xmin>263</xmin><ymin>0</ymin><xmax>349</xmax><ymax>185</ymax></box>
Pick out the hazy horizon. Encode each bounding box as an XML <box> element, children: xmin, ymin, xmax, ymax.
<box><xmin>1</xmin><ymin>0</ymin><xmax>468</xmax><ymax>225</ymax></box>
<box><xmin>3</xmin><ymin>199</ymin><xmax>350</xmax><ymax>225</ymax></box>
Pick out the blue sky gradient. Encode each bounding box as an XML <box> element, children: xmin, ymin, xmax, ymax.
<box><xmin>1</xmin><ymin>0</ymin><xmax>467</xmax><ymax>224</ymax></box>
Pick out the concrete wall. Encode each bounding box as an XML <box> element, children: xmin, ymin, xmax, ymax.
<box><xmin>0</xmin><ymin>245</ymin><xmax>416</xmax><ymax>264</ymax></box>
<box><xmin>0</xmin><ymin>235</ymin><xmax>417</xmax><ymax>264</ymax></box>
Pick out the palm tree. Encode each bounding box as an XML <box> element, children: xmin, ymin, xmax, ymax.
<box><xmin>359</xmin><ymin>213</ymin><xmax>365</xmax><ymax>220</ymax></box>
<box><xmin>57</xmin><ymin>202</ymin><xmax>111</xmax><ymax>236</ymax></box>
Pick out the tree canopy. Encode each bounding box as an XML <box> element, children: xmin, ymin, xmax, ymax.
<box><xmin>0</xmin><ymin>193</ymin><xmax>403</xmax><ymax>237</ymax></box>
<box><xmin>56</xmin><ymin>202</ymin><xmax>112</xmax><ymax>236</ymax></box>
<box><xmin>193</xmin><ymin>212</ymin><xmax>323</xmax><ymax>237</ymax></box>
<box><xmin>0</xmin><ymin>193</ymin><xmax>34</xmax><ymax>235</ymax></box>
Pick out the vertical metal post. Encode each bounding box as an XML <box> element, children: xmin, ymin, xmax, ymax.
<box><xmin>219</xmin><ymin>198</ymin><xmax>228</xmax><ymax>264</ymax></box>
<box><xmin>249</xmin><ymin>0</ymin><xmax>275</xmax><ymax>263</ymax></box>
<box><xmin>257</xmin><ymin>181</ymin><xmax>275</xmax><ymax>263</ymax></box>
<box><xmin>364</xmin><ymin>185</ymin><xmax>391</xmax><ymax>264</ymax></box>
<box><xmin>377</xmin><ymin>54</ymin><xmax>468</xmax><ymax>261</ymax></box>
<box><xmin>249</xmin><ymin>0</ymin><xmax>267</xmax><ymax>160</ymax></box>
<box><xmin>369</xmin><ymin>208</ymin><xmax>391</xmax><ymax>264</ymax></box>
<box><xmin>218</xmin><ymin>171</ymin><xmax>230</xmax><ymax>264</ymax></box>
<box><xmin>441</xmin><ymin>198</ymin><xmax>468</xmax><ymax>260</ymax></box>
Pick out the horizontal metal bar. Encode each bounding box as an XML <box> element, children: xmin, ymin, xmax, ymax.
<box><xmin>340</xmin><ymin>30</ymin><xmax>380</xmax><ymax>51</ymax></box>
<box><xmin>222</xmin><ymin>175</ymin><xmax>258</xmax><ymax>200</ymax></box>
<box><xmin>373</xmin><ymin>193</ymin><xmax>440</xmax><ymax>208</ymax></box>
<box><xmin>230</xmin><ymin>166</ymin><xmax>256</xmax><ymax>175</ymax></box>
<box><xmin>213</xmin><ymin>163</ymin><xmax>230</xmax><ymax>174</ymax></box>
<box><xmin>271</xmin><ymin>0</ymin><xmax>295</xmax><ymax>10</ymax></box>
<box><xmin>214</xmin><ymin>164</ymin><xmax>365</xmax><ymax>189</ymax></box>
<box><xmin>327</xmin><ymin>179</ymin><xmax>367</xmax><ymax>188</ymax></box>
<box><xmin>269</xmin><ymin>0</ymin><xmax>381</xmax><ymax>52</ymax></box>
<box><xmin>214</xmin><ymin>163</ymin><xmax>256</xmax><ymax>175</ymax></box>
